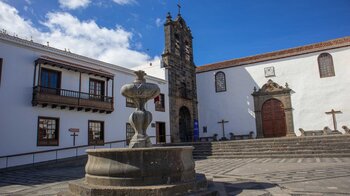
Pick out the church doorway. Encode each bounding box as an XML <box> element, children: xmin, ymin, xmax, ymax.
<box><xmin>262</xmin><ymin>99</ymin><xmax>287</xmax><ymax>137</ymax></box>
<box><xmin>179</xmin><ymin>106</ymin><xmax>192</xmax><ymax>142</ymax></box>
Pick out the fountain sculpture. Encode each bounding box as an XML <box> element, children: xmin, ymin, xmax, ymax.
<box><xmin>62</xmin><ymin>71</ymin><xmax>215</xmax><ymax>195</ymax></box>
<box><xmin>121</xmin><ymin>70</ymin><xmax>159</xmax><ymax>148</ymax></box>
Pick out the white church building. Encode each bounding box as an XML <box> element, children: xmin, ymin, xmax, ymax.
<box><xmin>197</xmin><ymin>36</ymin><xmax>350</xmax><ymax>139</ymax></box>
<box><xmin>0</xmin><ymin>32</ymin><xmax>170</xmax><ymax>169</ymax></box>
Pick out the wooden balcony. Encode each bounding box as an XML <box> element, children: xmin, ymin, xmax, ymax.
<box><xmin>32</xmin><ymin>86</ymin><xmax>114</xmax><ymax>113</ymax></box>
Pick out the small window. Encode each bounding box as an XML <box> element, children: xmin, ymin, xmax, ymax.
<box><xmin>126</xmin><ymin>97</ymin><xmax>136</xmax><ymax>108</ymax></box>
<box><xmin>154</xmin><ymin>93</ymin><xmax>165</xmax><ymax>112</ymax></box>
<box><xmin>37</xmin><ymin>117</ymin><xmax>59</xmax><ymax>146</ymax></box>
<box><xmin>215</xmin><ymin>71</ymin><xmax>226</xmax><ymax>92</ymax></box>
<box><xmin>88</xmin><ymin>121</ymin><xmax>104</xmax><ymax>145</ymax></box>
<box><xmin>126</xmin><ymin>123</ymin><xmax>135</xmax><ymax>145</ymax></box>
<box><xmin>0</xmin><ymin>58</ymin><xmax>3</xmax><ymax>86</ymax></box>
<box><xmin>318</xmin><ymin>53</ymin><xmax>335</xmax><ymax>78</ymax></box>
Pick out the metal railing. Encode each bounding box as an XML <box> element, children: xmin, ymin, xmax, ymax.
<box><xmin>0</xmin><ymin>136</ymin><xmax>169</xmax><ymax>169</ymax></box>
<box><xmin>33</xmin><ymin>86</ymin><xmax>113</xmax><ymax>103</ymax></box>
<box><xmin>0</xmin><ymin>140</ymin><xmax>127</xmax><ymax>169</ymax></box>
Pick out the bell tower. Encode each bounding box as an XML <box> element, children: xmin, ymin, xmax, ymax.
<box><xmin>162</xmin><ymin>11</ymin><xmax>198</xmax><ymax>142</ymax></box>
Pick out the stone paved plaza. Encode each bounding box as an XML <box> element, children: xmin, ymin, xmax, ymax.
<box><xmin>0</xmin><ymin>157</ymin><xmax>350</xmax><ymax>195</ymax></box>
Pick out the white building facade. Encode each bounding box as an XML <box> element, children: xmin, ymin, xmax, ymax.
<box><xmin>197</xmin><ymin>36</ymin><xmax>350</xmax><ymax>139</ymax></box>
<box><xmin>0</xmin><ymin>33</ymin><xmax>170</xmax><ymax>168</ymax></box>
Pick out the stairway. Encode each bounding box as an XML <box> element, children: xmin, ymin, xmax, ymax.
<box><xmin>165</xmin><ymin>135</ymin><xmax>350</xmax><ymax>159</ymax></box>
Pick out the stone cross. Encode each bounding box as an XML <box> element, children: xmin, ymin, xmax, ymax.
<box><xmin>177</xmin><ymin>1</ymin><xmax>181</xmax><ymax>15</ymax></box>
<box><xmin>325</xmin><ymin>109</ymin><xmax>342</xmax><ymax>131</ymax></box>
<box><xmin>70</xmin><ymin>132</ymin><xmax>78</xmax><ymax>146</ymax></box>
<box><xmin>218</xmin><ymin>119</ymin><xmax>229</xmax><ymax>140</ymax></box>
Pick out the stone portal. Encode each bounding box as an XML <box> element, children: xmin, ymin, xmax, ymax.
<box><xmin>252</xmin><ymin>79</ymin><xmax>295</xmax><ymax>138</ymax></box>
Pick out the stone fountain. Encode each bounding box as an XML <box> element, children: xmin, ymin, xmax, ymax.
<box><xmin>62</xmin><ymin>71</ymin><xmax>215</xmax><ymax>196</ymax></box>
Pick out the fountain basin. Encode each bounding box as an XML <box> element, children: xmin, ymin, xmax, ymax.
<box><xmin>84</xmin><ymin>146</ymin><xmax>195</xmax><ymax>186</ymax></box>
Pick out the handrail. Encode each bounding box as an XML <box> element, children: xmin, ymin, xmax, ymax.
<box><xmin>33</xmin><ymin>85</ymin><xmax>113</xmax><ymax>103</ymax></box>
<box><xmin>0</xmin><ymin>136</ymin><xmax>166</xmax><ymax>169</ymax></box>
<box><xmin>0</xmin><ymin>139</ymin><xmax>127</xmax><ymax>159</ymax></box>
<box><xmin>0</xmin><ymin>139</ymin><xmax>127</xmax><ymax>169</ymax></box>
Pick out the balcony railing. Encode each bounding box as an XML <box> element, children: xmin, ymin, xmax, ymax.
<box><xmin>32</xmin><ymin>86</ymin><xmax>114</xmax><ymax>113</ymax></box>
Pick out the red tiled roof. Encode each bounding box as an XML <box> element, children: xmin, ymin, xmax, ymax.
<box><xmin>196</xmin><ymin>36</ymin><xmax>350</xmax><ymax>73</ymax></box>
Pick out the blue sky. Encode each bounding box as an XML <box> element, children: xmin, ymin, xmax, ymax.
<box><xmin>0</xmin><ymin>0</ymin><xmax>349</xmax><ymax>68</ymax></box>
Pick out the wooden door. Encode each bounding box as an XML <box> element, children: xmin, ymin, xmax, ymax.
<box><xmin>262</xmin><ymin>99</ymin><xmax>287</xmax><ymax>137</ymax></box>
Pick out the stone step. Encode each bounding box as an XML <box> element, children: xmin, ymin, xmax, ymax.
<box><xmin>177</xmin><ymin>135</ymin><xmax>350</xmax><ymax>146</ymax></box>
<box><xmin>193</xmin><ymin>143</ymin><xmax>349</xmax><ymax>149</ymax></box>
<box><xmin>194</xmin><ymin>144</ymin><xmax>350</xmax><ymax>150</ymax></box>
<box><xmin>193</xmin><ymin>149</ymin><xmax>350</xmax><ymax>155</ymax></box>
<box><xmin>193</xmin><ymin>153</ymin><xmax>350</xmax><ymax>159</ymax></box>
<box><xmin>166</xmin><ymin>135</ymin><xmax>350</xmax><ymax>159</ymax></box>
<box><xmin>192</xmin><ymin>138</ymin><xmax>350</xmax><ymax>146</ymax></box>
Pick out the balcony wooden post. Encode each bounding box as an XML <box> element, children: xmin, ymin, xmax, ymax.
<box><xmin>33</xmin><ymin>62</ymin><xmax>38</xmax><ymax>87</ymax></box>
<box><xmin>112</xmin><ymin>78</ymin><xmax>114</xmax><ymax>109</ymax></box>
<box><xmin>106</xmin><ymin>78</ymin><xmax>109</xmax><ymax>99</ymax></box>
<box><xmin>78</xmin><ymin>72</ymin><xmax>82</xmax><ymax>105</ymax></box>
<box><xmin>38</xmin><ymin>63</ymin><xmax>41</xmax><ymax>86</ymax></box>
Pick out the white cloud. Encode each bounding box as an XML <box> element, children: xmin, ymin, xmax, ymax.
<box><xmin>58</xmin><ymin>0</ymin><xmax>90</xmax><ymax>10</ymax></box>
<box><xmin>155</xmin><ymin>18</ymin><xmax>164</xmax><ymax>27</ymax></box>
<box><xmin>0</xmin><ymin>1</ymin><xmax>159</xmax><ymax>68</ymax></box>
<box><xmin>113</xmin><ymin>0</ymin><xmax>137</xmax><ymax>6</ymax></box>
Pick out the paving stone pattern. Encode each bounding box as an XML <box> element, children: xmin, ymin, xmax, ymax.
<box><xmin>0</xmin><ymin>157</ymin><xmax>350</xmax><ymax>195</ymax></box>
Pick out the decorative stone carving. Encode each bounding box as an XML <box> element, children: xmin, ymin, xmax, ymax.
<box><xmin>299</xmin><ymin>128</ymin><xmax>305</xmax><ymax>137</ymax></box>
<box><xmin>253</xmin><ymin>79</ymin><xmax>291</xmax><ymax>95</ymax></box>
<box><xmin>121</xmin><ymin>70</ymin><xmax>160</xmax><ymax>148</ymax></box>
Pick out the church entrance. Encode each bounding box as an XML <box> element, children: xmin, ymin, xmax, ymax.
<box><xmin>262</xmin><ymin>99</ymin><xmax>287</xmax><ymax>137</ymax></box>
<box><xmin>179</xmin><ymin>106</ymin><xmax>192</xmax><ymax>142</ymax></box>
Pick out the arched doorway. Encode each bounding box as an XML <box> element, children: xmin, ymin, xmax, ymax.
<box><xmin>262</xmin><ymin>99</ymin><xmax>287</xmax><ymax>138</ymax></box>
<box><xmin>179</xmin><ymin>106</ymin><xmax>192</xmax><ymax>142</ymax></box>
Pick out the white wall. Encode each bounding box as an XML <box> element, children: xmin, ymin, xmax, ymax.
<box><xmin>0</xmin><ymin>40</ymin><xmax>170</xmax><ymax>167</ymax></box>
<box><xmin>197</xmin><ymin>47</ymin><xmax>350</xmax><ymax>138</ymax></box>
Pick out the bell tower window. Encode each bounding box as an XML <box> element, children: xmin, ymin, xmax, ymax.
<box><xmin>185</xmin><ymin>40</ymin><xmax>191</xmax><ymax>61</ymax></box>
<box><xmin>174</xmin><ymin>33</ymin><xmax>180</xmax><ymax>56</ymax></box>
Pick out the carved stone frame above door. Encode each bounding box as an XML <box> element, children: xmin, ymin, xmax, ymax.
<box><xmin>252</xmin><ymin>79</ymin><xmax>295</xmax><ymax>138</ymax></box>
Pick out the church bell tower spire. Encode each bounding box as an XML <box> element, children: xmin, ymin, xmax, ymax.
<box><xmin>162</xmin><ymin>7</ymin><xmax>198</xmax><ymax>143</ymax></box>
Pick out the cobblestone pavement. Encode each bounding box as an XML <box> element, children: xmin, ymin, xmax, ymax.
<box><xmin>196</xmin><ymin>157</ymin><xmax>350</xmax><ymax>195</ymax></box>
<box><xmin>0</xmin><ymin>157</ymin><xmax>349</xmax><ymax>195</ymax></box>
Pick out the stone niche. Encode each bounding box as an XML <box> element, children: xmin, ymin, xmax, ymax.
<box><xmin>252</xmin><ymin>79</ymin><xmax>295</xmax><ymax>138</ymax></box>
